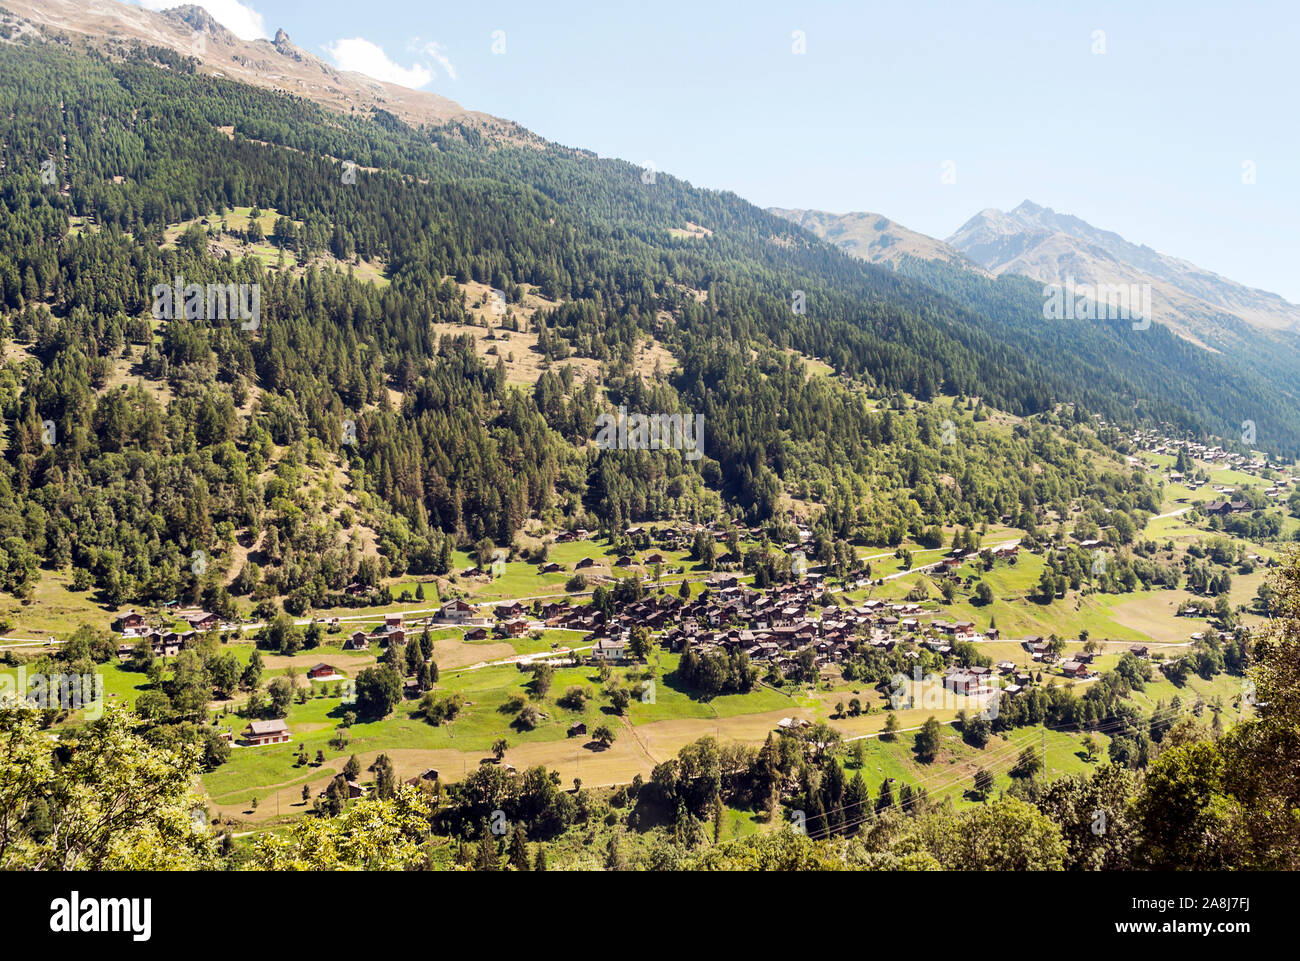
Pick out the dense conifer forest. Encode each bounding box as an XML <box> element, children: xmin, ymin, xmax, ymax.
<box><xmin>0</xmin><ymin>39</ymin><xmax>1282</xmax><ymax>612</ymax></box>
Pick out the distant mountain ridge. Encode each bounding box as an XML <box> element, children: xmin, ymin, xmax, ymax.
<box><xmin>767</xmin><ymin>207</ymin><xmax>986</xmax><ymax>275</ymax></box>
<box><xmin>1</xmin><ymin>0</ymin><xmax>510</xmax><ymax>133</ymax></box>
<box><xmin>947</xmin><ymin>200</ymin><xmax>1300</xmax><ymax>338</ymax></box>
<box><xmin>773</xmin><ymin>200</ymin><xmax>1300</xmax><ymax>353</ymax></box>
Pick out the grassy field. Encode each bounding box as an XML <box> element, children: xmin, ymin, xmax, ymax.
<box><xmin>161</xmin><ymin>206</ymin><xmax>391</xmax><ymax>286</ymax></box>
<box><xmin>195</xmin><ymin>623</ymin><xmax>1196</xmax><ymax>830</ymax></box>
<box><xmin>837</xmin><ymin>723</ymin><xmax>1110</xmax><ymax>811</ymax></box>
<box><xmin>198</xmin><ymin>646</ymin><xmax>798</xmax><ymax>815</ymax></box>
<box><xmin>10</xmin><ymin>437</ymin><xmax>1287</xmax><ymax>835</ymax></box>
<box><xmin>0</xmin><ymin>572</ymin><xmax>105</xmax><ymax>639</ymax></box>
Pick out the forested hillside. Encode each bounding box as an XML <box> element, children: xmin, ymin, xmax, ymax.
<box><xmin>899</xmin><ymin>258</ymin><xmax>1300</xmax><ymax>452</ymax></box>
<box><xmin>0</xmin><ymin>37</ymin><xmax>1277</xmax><ymax>614</ymax></box>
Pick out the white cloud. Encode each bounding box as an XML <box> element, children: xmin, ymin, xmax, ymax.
<box><xmin>132</xmin><ymin>0</ymin><xmax>269</xmax><ymax>41</ymax></box>
<box><xmin>412</xmin><ymin>40</ymin><xmax>457</xmax><ymax>82</ymax></box>
<box><xmin>323</xmin><ymin>37</ymin><xmax>458</xmax><ymax>89</ymax></box>
<box><xmin>324</xmin><ymin>37</ymin><xmax>435</xmax><ymax>88</ymax></box>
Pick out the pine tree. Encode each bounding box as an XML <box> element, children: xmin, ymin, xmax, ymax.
<box><xmin>507</xmin><ymin>822</ymin><xmax>530</xmax><ymax>870</ymax></box>
<box><xmin>474</xmin><ymin>820</ymin><xmax>500</xmax><ymax>871</ymax></box>
<box><xmin>807</xmin><ymin>791</ymin><xmax>827</xmax><ymax>839</ymax></box>
<box><xmin>844</xmin><ymin>772</ymin><xmax>869</xmax><ymax>831</ymax></box>
<box><xmin>875</xmin><ymin>779</ymin><xmax>895</xmax><ymax>814</ymax></box>
<box><xmin>454</xmin><ymin>838</ymin><xmax>472</xmax><ymax>868</ymax></box>
<box><xmin>604</xmin><ymin>832</ymin><xmax>624</xmax><ymax>871</ymax></box>
<box><xmin>374</xmin><ymin>753</ymin><xmax>397</xmax><ymax>799</ymax></box>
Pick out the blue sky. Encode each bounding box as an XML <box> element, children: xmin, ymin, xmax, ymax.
<box><xmin>135</xmin><ymin>0</ymin><xmax>1300</xmax><ymax>301</ymax></box>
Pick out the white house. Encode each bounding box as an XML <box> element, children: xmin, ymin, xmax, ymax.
<box><xmin>592</xmin><ymin>638</ymin><xmax>628</xmax><ymax>661</ymax></box>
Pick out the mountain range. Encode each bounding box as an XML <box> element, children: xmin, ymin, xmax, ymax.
<box><xmin>16</xmin><ymin>0</ymin><xmax>1294</xmax><ymax>348</ymax></box>
<box><xmin>768</xmin><ymin>207</ymin><xmax>989</xmax><ymax>276</ymax></box>
<box><xmin>3</xmin><ymin>0</ymin><xmax>1298</xmax><ymax>455</ymax></box>
<box><xmin>773</xmin><ymin>200</ymin><xmax>1300</xmax><ymax>355</ymax></box>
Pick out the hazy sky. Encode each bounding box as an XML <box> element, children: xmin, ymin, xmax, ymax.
<box><xmin>134</xmin><ymin>0</ymin><xmax>1300</xmax><ymax>302</ymax></box>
